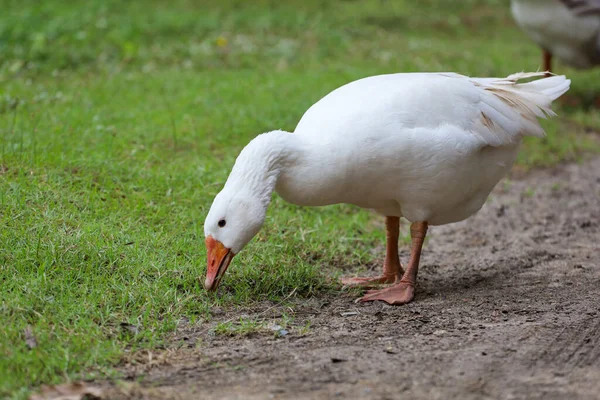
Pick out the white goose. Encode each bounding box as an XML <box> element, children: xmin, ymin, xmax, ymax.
<box><xmin>511</xmin><ymin>0</ymin><xmax>600</xmax><ymax>71</ymax></box>
<box><xmin>204</xmin><ymin>72</ymin><xmax>570</xmax><ymax>305</ymax></box>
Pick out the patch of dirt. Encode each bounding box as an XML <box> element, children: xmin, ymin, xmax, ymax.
<box><xmin>105</xmin><ymin>156</ymin><xmax>600</xmax><ymax>400</ymax></box>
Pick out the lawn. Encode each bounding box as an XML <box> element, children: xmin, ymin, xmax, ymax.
<box><xmin>1</xmin><ymin>0</ymin><xmax>599</xmax><ymax>397</ymax></box>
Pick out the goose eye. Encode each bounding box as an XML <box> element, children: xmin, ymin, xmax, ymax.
<box><xmin>218</xmin><ymin>219</ymin><xmax>226</xmax><ymax>228</ymax></box>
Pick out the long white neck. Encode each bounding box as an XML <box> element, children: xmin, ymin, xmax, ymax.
<box><xmin>222</xmin><ymin>130</ymin><xmax>299</xmax><ymax>208</ymax></box>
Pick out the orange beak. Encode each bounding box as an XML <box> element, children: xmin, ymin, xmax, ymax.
<box><xmin>204</xmin><ymin>236</ymin><xmax>235</xmax><ymax>291</ymax></box>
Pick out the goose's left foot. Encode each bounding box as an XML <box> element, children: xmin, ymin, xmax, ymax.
<box><xmin>341</xmin><ymin>216</ymin><xmax>402</xmax><ymax>288</ymax></box>
<box><xmin>357</xmin><ymin>221</ymin><xmax>428</xmax><ymax>306</ymax></box>
<box><xmin>357</xmin><ymin>280</ymin><xmax>415</xmax><ymax>304</ymax></box>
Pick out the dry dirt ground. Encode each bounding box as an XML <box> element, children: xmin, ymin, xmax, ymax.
<box><xmin>104</xmin><ymin>156</ymin><xmax>600</xmax><ymax>400</ymax></box>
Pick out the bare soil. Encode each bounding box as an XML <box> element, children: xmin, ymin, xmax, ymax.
<box><xmin>105</xmin><ymin>156</ymin><xmax>600</xmax><ymax>400</ymax></box>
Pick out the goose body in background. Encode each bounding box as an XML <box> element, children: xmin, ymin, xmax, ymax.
<box><xmin>511</xmin><ymin>0</ymin><xmax>600</xmax><ymax>71</ymax></box>
<box><xmin>203</xmin><ymin>71</ymin><xmax>570</xmax><ymax>305</ymax></box>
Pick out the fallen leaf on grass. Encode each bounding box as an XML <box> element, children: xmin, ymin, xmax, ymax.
<box><xmin>29</xmin><ymin>382</ymin><xmax>103</xmax><ymax>400</ymax></box>
<box><xmin>24</xmin><ymin>325</ymin><xmax>37</xmax><ymax>349</ymax></box>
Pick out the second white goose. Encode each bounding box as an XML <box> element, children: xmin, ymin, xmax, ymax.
<box><xmin>511</xmin><ymin>0</ymin><xmax>600</xmax><ymax>71</ymax></box>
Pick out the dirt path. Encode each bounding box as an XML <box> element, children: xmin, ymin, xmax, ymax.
<box><xmin>107</xmin><ymin>156</ymin><xmax>600</xmax><ymax>400</ymax></box>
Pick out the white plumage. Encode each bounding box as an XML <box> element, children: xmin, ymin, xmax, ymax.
<box><xmin>274</xmin><ymin>72</ymin><xmax>567</xmax><ymax>224</ymax></box>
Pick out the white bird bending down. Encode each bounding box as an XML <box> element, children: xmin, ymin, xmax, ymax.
<box><xmin>204</xmin><ymin>71</ymin><xmax>570</xmax><ymax>305</ymax></box>
<box><xmin>511</xmin><ymin>0</ymin><xmax>600</xmax><ymax>72</ymax></box>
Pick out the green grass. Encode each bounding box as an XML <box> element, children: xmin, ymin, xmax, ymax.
<box><xmin>1</xmin><ymin>0</ymin><xmax>600</xmax><ymax>397</ymax></box>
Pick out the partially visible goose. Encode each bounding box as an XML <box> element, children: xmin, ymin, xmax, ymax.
<box><xmin>511</xmin><ymin>0</ymin><xmax>600</xmax><ymax>71</ymax></box>
<box><xmin>204</xmin><ymin>72</ymin><xmax>570</xmax><ymax>305</ymax></box>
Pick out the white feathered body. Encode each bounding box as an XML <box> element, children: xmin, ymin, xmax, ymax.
<box><xmin>273</xmin><ymin>73</ymin><xmax>569</xmax><ymax>225</ymax></box>
<box><xmin>511</xmin><ymin>0</ymin><xmax>600</xmax><ymax>68</ymax></box>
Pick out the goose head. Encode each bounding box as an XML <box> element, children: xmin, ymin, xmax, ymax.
<box><xmin>203</xmin><ymin>187</ymin><xmax>267</xmax><ymax>291</ymax></box>
<box><xmin>202</xmin><ymin>130</ymin><xmax>296</xmax><ymax>291</ymax></box>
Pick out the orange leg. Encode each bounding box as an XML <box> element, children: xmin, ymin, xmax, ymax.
<box><xmin>543</xmin><ymin>50</ymin><xmax>552</xmax><ymax>76</ymax></box>
<box><xmin>340</xmin><ymin>216</ymin><xmax>403</xmax><ymax>287</ymax></box>
<box><xmin>358</xmin><ymin>221</ymin><xmax>428</xmax><ymax>305</ymax></box>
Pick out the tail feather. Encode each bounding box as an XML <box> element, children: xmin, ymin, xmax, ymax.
<box><xmin>470</xmin><ymin>72</ymin><xmax>571</xmax><ymax>146</ymax></box>
<box><xmin>503</xmin><ymin>72</ymin><xmax>571</xmax><ymax>100</ymax></box>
